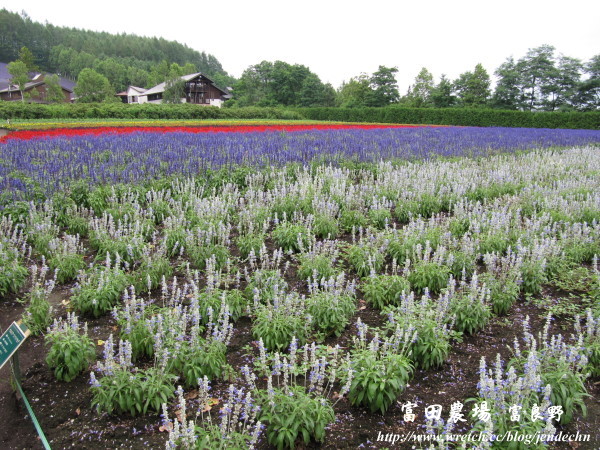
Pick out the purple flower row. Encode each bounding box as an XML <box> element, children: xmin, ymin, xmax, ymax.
<box><xmin>0</xmin><ymin>126</ymin><xmax>599</xmax><ymax>202</ymax></box>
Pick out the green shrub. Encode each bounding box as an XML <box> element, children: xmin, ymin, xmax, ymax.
<box><xmin>307</xmin><ymin>291</ymin><xmax>356</xmax><ymax>338</ymax></box>
<box><xmin>258</xmin><ymin>386</ymin><xmax>335</xmax><ymax>449</ymax></box>
<box><xmin>408</xmin><ymin>261</ymin><xmax>450</xmax><ymax>295</ymax></box>
<box><xmin>272</xmin><ymin>222</ymin><xmax>311</xmax><ymax>253</ymax></box>
<box><xmin>362</xmin><ymin>275</ymin><xmax>410</xmax><ymax>309</ymax></box>
<box><xmin>45</xmin><ymin>313</ymin><xmax>95</xmax><ymax>382</ymax></box>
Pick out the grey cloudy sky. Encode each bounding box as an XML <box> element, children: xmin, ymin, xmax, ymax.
<box><xmin>3</xmin><ymin>0</ymin><xmax>599</xmax><ymax>92</ymax></box>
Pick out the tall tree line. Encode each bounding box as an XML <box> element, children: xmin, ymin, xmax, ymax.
<box><xmin>0</xmin><ymin>9</ymin><xmax>233</xmax><ymax>91</ymax></box>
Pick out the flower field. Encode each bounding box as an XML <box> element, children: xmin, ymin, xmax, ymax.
<box><xmin>1</xmin><ymin>123</ymin><xmax>600</xmax><ymax>449</ymax></box>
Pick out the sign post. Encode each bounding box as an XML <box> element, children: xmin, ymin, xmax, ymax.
<box><xmin>0</xmin><ymin>321</ymin><xmax>51</xmax><ymax>449</ymax></box>
<box><xmin>0</xmin><ymin>321</ymin><xmax>30</xmax><ymax>372</ymax></box>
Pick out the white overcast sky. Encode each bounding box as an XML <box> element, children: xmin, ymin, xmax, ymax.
<box><xmin>3</xmin><ymin>0</ymin><xmax>599</xmax><ymax>92</ymax></box>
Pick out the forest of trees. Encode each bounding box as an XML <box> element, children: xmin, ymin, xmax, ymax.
<box><xmin>1</xmin><ymin>9</ymin><xmax>598</xmax><ymax>111</ymax></box>
<box><xmin>0</xmin><ymin>8</ymin><xmax>234</xmax><ymax>92</ymax></box>
<box><xmin>228</xmin><ymin>46</ymin><xmax>599</xmax><ymax>111</ymax></box>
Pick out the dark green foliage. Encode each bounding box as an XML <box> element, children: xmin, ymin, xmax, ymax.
<box><xmin>197</xmin><ymin>289</ymin><xmax>248</xmax><ymax>323</ymax></box>
<box><xmin>0</xmin><ymin>257</ymin><xmax>28</xmax><ymax>296</ymax></box>
<box><xmin>339</xmin><ymin>209</ymin><xmax>368</xmax><ymax>232</ymax></box>
<box><xmin>306</xmin><ymin>292</ymin><xmax>356</xmax><ymax>338</ymax></box>
<box><xmin>346</xmin><ymin>244</ymin><xmax>384</xmax><ymax>278</ymax></box>
<box><xmin>448</xmin><ymin>251</ymin><xmax>476</xmax><ymax>279</ymax></box>
<box><xmin>45</xmin><ymin>324</ymin><xmax>95</xmax><ymax>382</ymax></box>
<box><xmin>252</xmin><ymin>306</ymin><xmax>308</xmax><ymax>352</ymax></box>
<box><xmin>450</xmin><ymin>294</ymin><xmax>491</xmax><ymax>336</ymax></box>
<box><xmin>257</xmin><ymin>386</ymin><xmax>335</xmax><ymax>449</ymax></box>
<box><xmin>244</xmin><ymin>269</ymin><xmax>287</xmax><ymax>303</ymax></box>
<box><xmin>297</xmin><ymin>254</ymin><xmax>338</xmax><ymax>281</ymax></box>
<box><xmin>91</xmin><ymin>368</ymin><xmax>177</xmax><ymax>416</ymax></box>
<box><xmin>347</xmin><ymin>350</ymin><xmax>413</xmax><ymax>414</ymax></box>
<box><xmin>172</xmin><ymin>340</ymin><xmax>229</xmax><ymax>386</ymax></box>
<box><xmin>408</xmin><ymin>261</ymin><xmax>450</xmax><ymax>295</ymax></box>
<box><xmin>272</xmin><ymin>223</ymin><xmax>311</xmax><ymax>253</ymax></box>
<box><xmin>236</xmin><ymin>233</ymin><xmax>265</xmax><ymax>259</ymax></box>
<box><xmin>296</xmin><ymin>107</ymin><xmax>600</xmax><ymax>129</ymax></box>
<box><xmin>362</xmin><ymin>275</ymin><xmax>410</xmax><ymax>309</ymax></box>
<box><xmin>188</xmin><ymin>243</ymin><xmax>230</xmax><ymax>270</ymax></box>
<box><xmin>131</xmin><ymin>255</ymin><xmax>173</xmax><ymax>293</ymax></box>
<box><xmin>49</xmin><ymin>253</ymin><xmax>85</xmax><ymax>284</ymax></box>
<box><xmin>520</xmin><ymin>260</ymin><xmax>547</xmax><ymax>296</ymax></box>
<box><xmin>486</xmin><ymin>277</ymin><xmax>520</xmax><ymax>315</ymax></box>
<box><xmin>410</xmin><ymin>323</ymin><xmax>453</xmax><ymax>370</ymax></box>
<box><xmin>368</xmin><ymin>208</ymin><xmax>392</xmax><ymax>229</ymax></box>
<box><xmin>71</xmin><ymin>267</ymin><xmax>130</xmax><ymax>317</ymax></box>
<box><xmin>312</xmin><ymin>214</ymin><xmax>339</xmax><ymax>238</ymax></box>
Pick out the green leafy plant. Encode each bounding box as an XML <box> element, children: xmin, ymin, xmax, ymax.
<box><xmin>45</xmin><ymin>313</ymin><xmax>95</xmax><ymax>382</ymax></box>
<box><xmin>244</xmin><ymin>269</ymin><xmax>287</xmax><ymax>303</ymax></box>
<box><xmin>339</xmin><ymin>209</ymin><xmax>368</xmax><ymax>232</ymax></box>
<box><xmin>368</xmin><ymin>208</ymin><xmax>392</xmax><ymax>230</ymax></box>
<box><xmin>252</xmin><ymin>297</ymin><xmax>309</xmax><ymax>351</ymax></box>
<box><xmin>172</xmin><ymin>339</ymin><xmax>229</xmax><ymax>387</ymax></box>
<box><xmin>90</xmin><ymin>336</ymin><xmax>176</xmax><ymax>416</ymax></box>
<box><xmin>272</xmin><ymin>222</ymin><xmax>311</xmax><ymax>253</ymax></box>
<box><xmin>71</xmin><ymin>253</ymin><xmax>130</xmax><ymax>318</ymax></box>
<box><xmin>346</xmin><ymin>243</ymin><xmax>384</xmax><ymax>278</ymax></box>
<box><xmin>408</xmin><ymin>261</ymin><xmax>450</xmax><ymax>295</ymax></box>
<box><xmin>313</xmin><ymin>214</ymin><xmax>339</xmax><ymax>239</ymax></box>
<box><xmin>47</xmin><ymin>234</ymin><xmax>86</xmax><ymax>284</ymax></box>
<box><xmin>307</xmin><ymin>291</ymin><xmax>356</xmax><ymax>339</ymax></box>
<box><xmin>236</xmin><ymin>233</ymin><xmax>265</xmax><ymax>259</ymax></box>
<box><xmin>297</xmin><ymin>253</ymin><xmax>338</xmax><ymax>281</ymax></box>
<box><xmin>448</xmin><ymin>277</ymin><xmax>491</xmax><ymax>335</ymax></box>
<box><xmin>362</xmin><ymin>274</ymin><xmax>410</xmax><ymax>309</ymax></box>
<box><xmin>520</xmin><ymin>259</ymin><xmax>547</xmax><ymax>296</ymax></box>
<box><xmin>258</xmin><ymin>386</ymin><xmax>335</xmax><ymax>449</ymax></box>
<box><xmin>20</xmin><ymin>263</ymin><xmax>55</xmax><ymax>335</ymax></box>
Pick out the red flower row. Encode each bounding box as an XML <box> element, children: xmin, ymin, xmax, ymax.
<box><xmin>1</xmin><ymin>124</ymin><xmax>422</xmax><ymax>143</ymax></box>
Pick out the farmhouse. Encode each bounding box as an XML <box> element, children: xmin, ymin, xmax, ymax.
<box><xmin>116</xmin><ymin>86</ymin><xmax>147</xmax><ymax>104</ymax></box>
<box><xmin>137</xmin><ymin>73</ymin><xmax>230</xmax><ymax>107</ymax></box>
<box><xmin>0</xmin><ymin>63</ymin><xmax>74</xmax><ymax>103</ymax></box>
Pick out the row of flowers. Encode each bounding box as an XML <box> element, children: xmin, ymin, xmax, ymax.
<box><xmin>1</xmin><ymin>126</ymin><xmax>599</xmax><ymax>205</ymax></box>
<box><xmin>1</xmin><ymin>120</ymin><xmax>421</xmax><ymax>136</ymax></box>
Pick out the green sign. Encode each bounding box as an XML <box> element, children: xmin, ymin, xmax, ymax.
<box><xmin>0</xmin><ymin>321</ymin><xmax>30</xmax><ymax>370</ymax></box>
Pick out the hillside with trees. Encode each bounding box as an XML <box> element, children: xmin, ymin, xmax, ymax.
<box><xmin>0</xmin><ymin>9</ymin><xmax>234</xmax><ymax>92</ymax></box>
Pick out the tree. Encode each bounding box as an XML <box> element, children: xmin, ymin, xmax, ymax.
<box><xmin>544</xmin><ymin>55</ymin><xmax>582</xmax><ymax>111</ymax></box>
<box><xmin>74</xmin><ymin>68</ymin><xmax>116</xmax><ymax>103</ymax></box>
<box><xmin>7</xmin><ymin>60</ymin><xmax>29</xmax><ymax>102</ymax></box>
<box><xmin>517</xmin><ymin>45</ymin><xmax>557</xmax><ymax>111</ymax></box>
<box><xmin>574</xmin><ymin>55</ymin><xmax>600</xmax><ymax>111</ymax></box>
<box><xmin>431</xmin><ymin>74</ymin><xmax>455</xmax><ymax>108</ymax></box>
<box><xmin>492</xmin><ymin>57</ymin><xmax>522</xmax><ymax>109</ymax></box>
<box><xmin>18</xmin><ymin>46</ymin><xmax>38</xmax><ymax>72</ymax></box>
<box><xmin>162</xmin><ymin>76</ymin><xmax>185</xmax><ymax>103</ymax></box>
<box><xmin>404</xmin><ymin>67</ymin><xmax>435</xmax><ymax>107</ymax></box>
<box><xmin>232</xmin><ymin>60</ymin><xmax>332</xmax><ymax>107</ymax></box>
<box><xmin>369</xmin><ymin>65</ymin><xmax>399</xmax><ymax>106</ymax></box>
<box><xmin>454</xmin><ymin>63</ymin><xmax>491</xmax><ymax>107</ymax></box>
<box><xmin>336</xmin><ymin>74</ymin><xmax>374</xmax><ymax>107</ymax></box>
<box><xmin>44</xmin><ymin>74</ymin><xmax>66</xmax><ymax>103</ymax></box>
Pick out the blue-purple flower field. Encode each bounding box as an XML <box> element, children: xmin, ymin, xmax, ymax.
<box><xmin>0</xmin><ymin>123</ymin><xmax>599</xmax><ymax>449</ymax></box>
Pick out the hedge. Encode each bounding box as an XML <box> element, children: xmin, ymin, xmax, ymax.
<box><xmin>0</xmin><ymin>102</ymin><xmax>598</xmax><ymax>129</ymax></box>
<box><xmin>294</xmin><ymin>107</ymin><xmax>600</xmax><ymax>129</ymax></box>
<box><xmin>0</xmin><ymin>103</ymin><xmax>303</xmax><ymax>121</ymax></box>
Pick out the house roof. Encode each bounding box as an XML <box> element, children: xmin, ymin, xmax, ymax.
<box><xmin>0</xmin><ymin>62</ymin><xmax>75</xmax><ymax>93</ymax></box>
<box><xmin>129</xmin><ymin>86</ymin><xmax>146</xmax><ymax>94</ymax></box>
<box><xmin>141</xmin><ymin>73</ymin><xmax>229</xmax><ymax>97</ymax></box>
<box><xmin>0</xmin><ymin>78</ymin><xmax>74</xmax><ymax>94</ymax></box>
